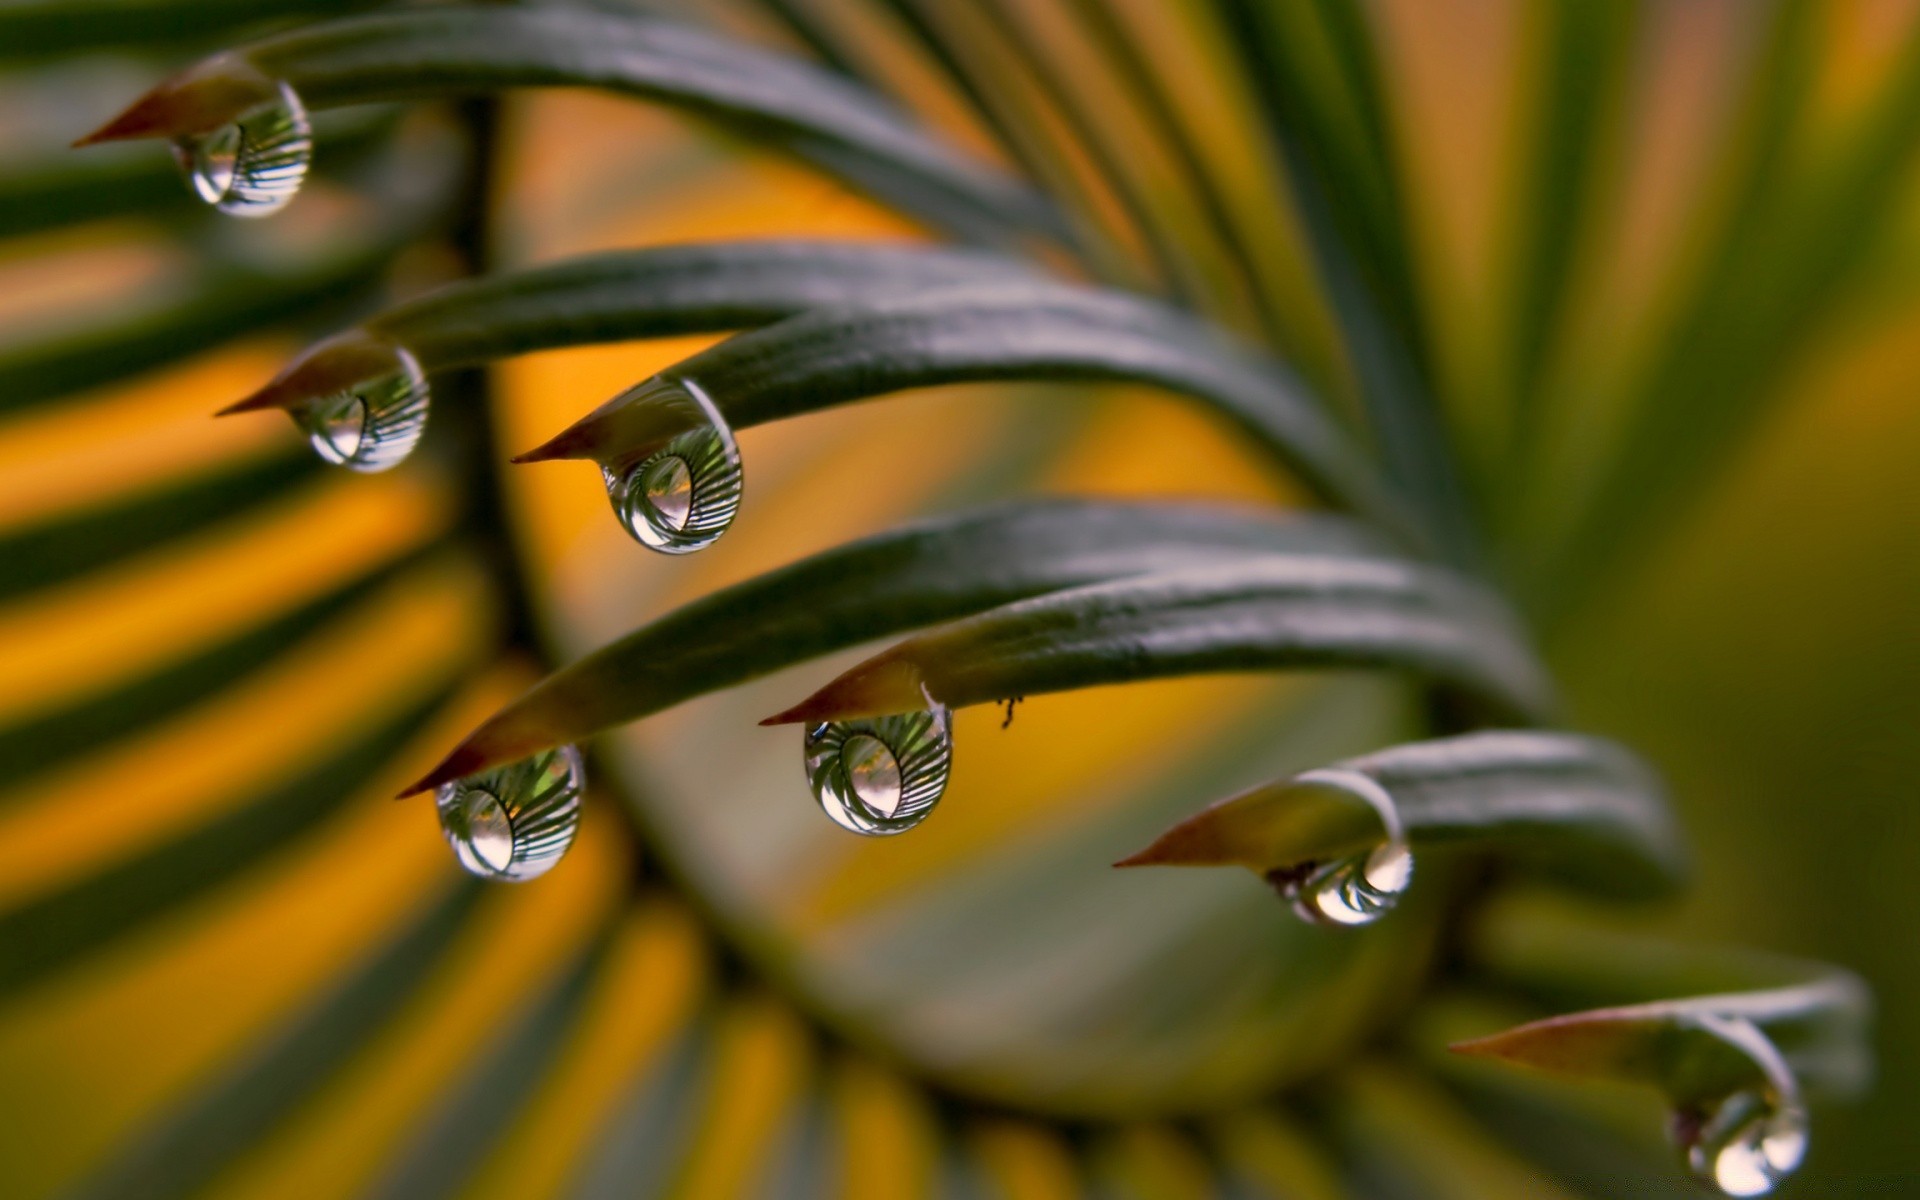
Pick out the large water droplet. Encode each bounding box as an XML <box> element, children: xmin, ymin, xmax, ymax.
<box><xmin>600</xmin><ymin>377</ymin><xmax>742</xmax><ymax>554</ymax></box>
<box><xmin>1681</xmin><ymin>1090</ymin><xmax>1809</xmax><ymax>1197</ymax></box>
<box><xmin>1277</xmin><ymin>840</ymin><xmax>1413</xmax><ymax>927</ymax></box>
<box><xmin>803</xmin><ymin>702</ymin><xmax>952</xmax><ymax>835</ymax></box>
<box><xmin>169</xmin><ymin>81</ymin><xmax>312</xmax><ymax>217</ymax></box>
<box><xmin>289</xmin><ymin>342</ymin><xmax>429</xmax><ymax>472</ymax></box>
<box><xmin>434</xmin><ymin>745</ymin><xmax>585</xmax><ymax>881</ymax></box>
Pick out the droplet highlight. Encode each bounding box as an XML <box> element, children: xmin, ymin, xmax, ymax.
<box><xmin>435</xmin><ymin>745</ymin><xmax>585</xmax><ymax>881</ymax></box>
<box><xmin>1680</xmin><ymin>1089</ymin><xmax>1809</xmax><ymax>1197</ymax></box>
<box><xmin>804</xmin><ymin>702</ymin><xmax>952</xmax><ymax>835</ymax></box>
<box><xmin>1268</xmin><ymin>767</ymin><xmax>1413</xmax><ymax>928</ymax></box>
<box><xmin>169</xmin><ymin>81</ymin><xmax>312</xmax><ymax>217</ymax></box>
<box><xmin>600</xmin><ymin>377</ymin><xmax>742</xmax><ymax>553</ymax></box>
<box><xmin>289</xmin><ymin>342</ymin><xmax>429</xmax><ymax>472</ymax></box>
<box><xmin>1279</xmin><ymin>840</ymin><xmax>1414</xmax><ymax>927</ymax></box>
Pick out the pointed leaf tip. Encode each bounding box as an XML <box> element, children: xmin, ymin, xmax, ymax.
<box><xmin>75</xmin><ymin>56</ymin><xmax>282</xmax><ymax>148</ymax></box>
<box><xmin>216</xmin><ymin>388</ymin><xmax>286</xmax><ymax>417</ymax></box>
<box><xmin>396</xmin><ymin>743</ymin><xmax>491</xmax><ymax>799</ymax></box>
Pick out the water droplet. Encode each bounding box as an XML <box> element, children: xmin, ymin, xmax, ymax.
<box><xmin>289</xmin><ymin>342</ymin><xmax>429</xmax><ymax>472</ymax></box>
<box><xmin>1269</xmin><ymin>767</ymin><xmax>1413</xmax><ymax>927</ymax></box>
<box><xmin>803</xmin><ymin>702</ymin><xmax>952</xmax><ymax>835</ymax></box>
<box><xmin>600</xmin><ymin>377</ymin><xmax>742</xmax><ymax>553</ymax></box>
<box><xmin>1681</xmin><ymin>1090</ymin><xmax>1809</xmax><ymax>1197</ymax></box>
<box><xmin>169</xmin><ymin>81</ymin><xmax>312</xmax><ymax>217</ymax></box>
<box><xmin>1278</xmin><ymin>840</ymin><xmax>1413</xmax><ymax>927</ymax></box>
<box><xmin>435</xmin><ymin>745</ymin><xmax>585</xmax><ymax>881</ymax></box>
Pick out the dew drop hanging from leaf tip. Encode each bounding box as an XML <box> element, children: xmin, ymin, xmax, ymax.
<box><xmin>803</xmin><ymin>696</ymin><xmax>953</xmax><ymax>836</ymax></box>
<box><xmin>170</xmin><ymin>80</ymin><xmax>311</xmax><ymax>217</ymax></box>
<box><xmin>600</xmin><ymin>376</ymin><xmax>743</xmax><ymax>554</ymax></box>
<box><xmin>435</xmin><ymin>745</ymin><xmax>585</xmax><ymax>881</ymax></box>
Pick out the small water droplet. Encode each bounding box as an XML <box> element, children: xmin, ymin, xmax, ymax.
<box><xmin>803</xmin><ymin>702</ymin><xmax>952</xmax><ymax>835</ymax></box>
<box><xmin>169</xmin><ymin>81</ymin><xmax>312</xmax><ymax>217</ymax></box>
<box><xmin>290</xmin><ymin>342</ymin><xmax>429</xmax><ymax>472</ymax></box>
<box><xmin>600</xmin><ymin>377</ymin><xmax>742</xmax><ymax>553</ymax></box>
<box><xmin>1279</xmin><ymin>840</ymin><xmax>1413</xmax><ymax>927</ymax></box>
<box><xmin>435</xmin><ymin>745</ymin><xmax>585</xmax><ymax>881</ymax></box>
<box><xmin>1268</xmin><ymin>768</ymin><xmax>1413</xmax><ymax>927</ymax></box>
<box><xmin>1681</xmin><ymin>1090</ymin><xmax>1809</xmax><ymax>1197</ymax></box>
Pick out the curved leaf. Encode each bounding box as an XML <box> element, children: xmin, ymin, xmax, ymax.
<box><xmin>516</xmin><ymin>283</ymin><xmax>1421</xmax><ymax>545</ymax></box>
<box><xmin>1466</xmin><ymin>899</ymin><xmax>1876</xmax><ymax>1102</ymax></box>
<box><xmin>1451</xmin><ymin>972</ymin><xmax>1871</xmax><ymax>1106</ymax></box>
<box><xmin>1121</xmin><ymin>731</ymin><xmax>1685</xmax><ymax>901</ymax></box>
<box><xmin>400</xmin><ymin>500</ymin><xmax>1380</xmax><ymax>793</ymax></box>
<box><xmin>762</xmin><ymin>556</ymin><xmax>1554</xmax><ymax>730</ymax></box>
<box><xmin>223</xmin><ymin>240</ymin><xmax>1043</xmax><ymax>414</ymax></box>
<box><xmin>79</xmin><ymin>6</ymin><xmax>1056</xmax><ymax>244</ymax></box>
<box><xmin>0</xmin><ymin>0</ymin><xmax>376</xmax><ymax>62</ymax></box>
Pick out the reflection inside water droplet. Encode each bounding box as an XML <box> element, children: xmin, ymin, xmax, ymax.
<box><xmin>309</xmin><ymin>394</ymin><xmax>367</xmax><ymax>462</ymax></box>
<box><xmin>1269</xmin><ymin>768</ymin><xmax>1413</xmax><ymax>928</ymax></box>
<box><xmin>1682</xmin><ymin>1089</ymin><xmax>1809</xmax><ymax>1197</ymax></box>
<box><xmin>841</xmin><ymin>733</ymin><xmax>903</xmax><ymax>817</ymax></box>
<box><xmin>804</xmin><ymin>702</ymin><xmax>952</xmax><ymax>835</ymax></box>
<box><xmin>170</xmin><ymin>81</ymin><xmax>312</xmax><ymax>217</ymax></box>
<box><xmin>601</xmin><ymin>377</ymin><xmax>742</xmax><ymax>554</ymax></box>
<box><xmin>435</xmin><ymin>745</ymin><xmax>585</xmax><ymax>881</ymax></box>
<box><xmin>290</xmin><ymin>342</ymin><xmax>429</xmax><ymax>472</ymax></box>
<box><xmin>449</xmin><ymin>788</ymin><xmax>514</xmax><ymax>875</ymax></box>
<box><xmin>1278</xmin><ymin>840</ymin><xmax>1413</xmax><ymax>927</ymax></box>
<box><xmin>638</xmin><ymin>454</ymin><xmax>694</xmax><ymax>531</ymax></box>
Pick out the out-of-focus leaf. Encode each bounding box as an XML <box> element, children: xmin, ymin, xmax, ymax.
<box><xmin>1208</xmin><ymin>0</ymin><xmax>1475</xmax><ymax>566</ymax></box>
<box><xmin>1328</xmin><ymin>1064</ymin><xmax>1580</xmax><ymax>1200</ymax></box>
<box><xmin>402</xmin><ymin>500</ymin><xmax>1380</xmax><ymax>793</ymax></box>
<box><xmin>1501</xmin><ymin>0</ymin><xmax>1638</xmax><ymax>459</ymax></box>
<box><xmin>225</xmin><ymin>240</ymin><xmax>1042</xmax><ymax>414</ymax></box>
<box><xmin>863</xmin><ymin>0</ymin><xmax>1114</xmax><ymax>270</ymax></box>
<box><xmin>1060</xmin><ymin>0</ymin><xmax>1282</xmax><ymax>336</ymax></box>
<box><xmin>1545</xmin><ymin>7</ymin><xmax>1920</xmax><ymax>615</ymax></box>
<box><xmin>0</xmin><ymin>447</ymin><xmax>316</xmax><ymax>603</ymax></box>
<box><xmin>1207</xmin><ymin>1108</ymin><xmax>1350</xmax><ymax>1200</ymax></box>
<box><xmin>762</xmin><ymin>557</ymin><xmax>1553</xmax><ymax>729</ymax></box>
<box><xmin>1465</xmin><ymin>898</ymin><xmax>1874</xmax><ymax>1102</ymax></box>
<box><xmin>1450</xmin><ymin>972</ymin><xmax>1870</xmax><ymax>1106</ymax></box>
<box><xmin>358</xmin><ymin>924</ymin><xmax>617</xmax><ymax>1200</ymax></box>
<box><xmin>0</xmin><ymin>251</ymin><xmax>388</xmax><ymax>417</ymax></box>
<box><xmin>0</xmin><ymin>0</ymin><xmax>378</xmax><ymax>62</ymax></box>
<box><xmin>81</xmin><ymin>6</ymin><xmax>1057</xmax><ymax>245</ymax></box>
<box><xmin>1121</xmin><ymin>731</ymin><xmax>1683</xmax><ymax>901</ymax></box>
<box><xmin>567</xmin><ymin>1016</ymin><xmax>718</xmax><ymax>1200</ymax></box>
<box><xmin>516</xmin><ymin>284</ymin><xmax>1417</xmax><ymax>544</ymax></box>
<box><xmin>0</xmin><ymin>675</ymin><xmax>464</xmax><ymax>1000</ymax></box>
<box><xmin>0</xmin><ymin>545</ymin><xmax>428</xmax><ymax>792</ymax></box>
<box><xmin>54</xmin><ymin>875</ymin><xmax>483</xmax><ymax>1200</ymax></box>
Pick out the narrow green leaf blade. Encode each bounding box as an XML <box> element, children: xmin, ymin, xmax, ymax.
<box><xmin>401</xmin><ymin>500</ymin><xmax>1379</xmax><ymax>793</ymax></box>
<box><xmin>762</xmin><ymin>557</ymin><xmax>1554</xmax><ymax>729</ymax></box>
<box><xmin>518</xmin><ymin>284</ymin><xmax>1420</xmax><ymax>545</ymax></box>
<box><xmin>83</xmin><ymin>7</ymin><xmax>1056</xmax><ymax>244</ymax></box>
<box><xmin>1122</xmin><ymin>731</ymin><xmax>1685</xmax><ymax>900</ymax></box>
<box><xmin>226</xmin><ymin>240</ymin><xmax>1042</xmax><ymax>414</ymax></box>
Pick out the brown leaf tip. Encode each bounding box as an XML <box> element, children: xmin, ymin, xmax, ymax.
<box><xmin>75</xmin><ymin>54</ymin><xmax>280</xmax><ymax>147</ymax></box>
